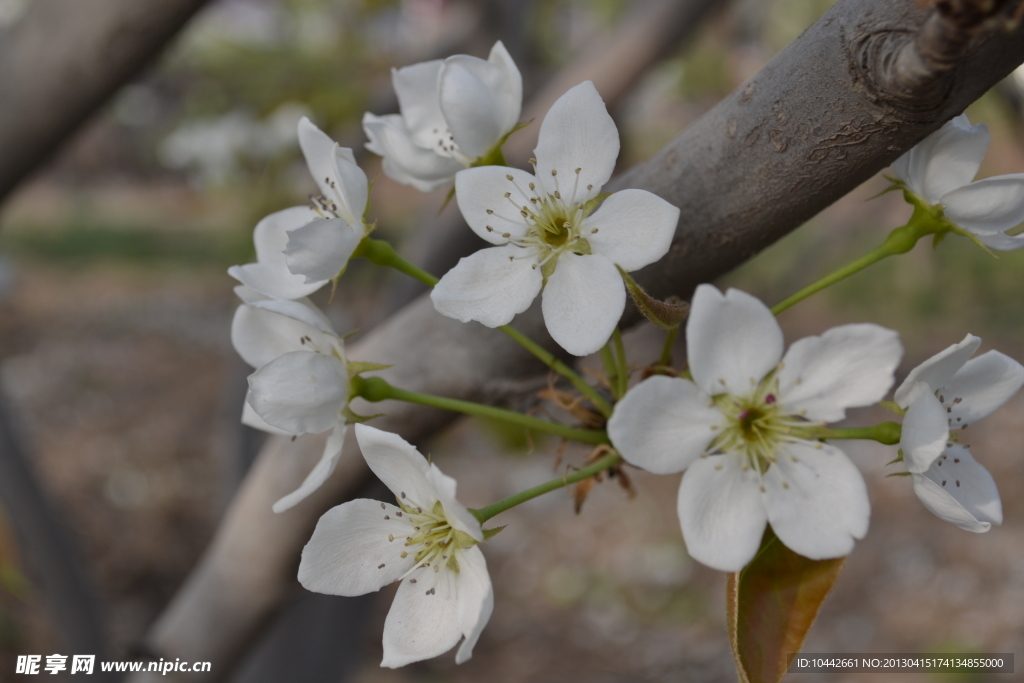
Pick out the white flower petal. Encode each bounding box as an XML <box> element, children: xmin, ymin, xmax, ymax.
<box><xmin>763</xmin><ymin>441</ymin><xmax>869</xmax><ymax>561</ymax></box>
<box><xmin>241</xmin><ymin>395</ymin><xmax>291</xmax><ymax>436</ymax></box>
<box><xmin>900</xmin><ymin>389</ymin><xmax>950</xmax><ymax>473</ymax></box>
<box><xmin>945</xmin><ymin>350</ymin><xmax>1024</xmax><ymax>426</ymax></box>
<box><xmin>941</xmin><ymin>173</ymin><xmax>1024</xmax><ymax>236</ymax></box>
<box><xmin>232</xmin><ymin>284</ymin><xmax>266</xmax><ymax>304</ymax></box>
<box><xmin>454</xmin><ymin>166</ymin><xmax>537</xmax><ymax>244</ymax></box>
<box><xmin>297</xmin><ymin>117</ymin><xmax>368</xmax><ymax>223</ymax></box>
<box><xmin>298</xmin><ymin>117</ymin><xmax>341</xmax><ymax>200</ymax></box>
<box><xmin>392</xmin><ymin>60</ymin><xmax>448</xmax><ymax>146</ymax></box>
<box><xmin>975</xmin><ymin>230</ymin><xmax>1024</xmax><ymax>251</ymax></box>
<box><xmin>583</xmin><ymin>189</ymin><xmax>679</xmax><ymax>271</ymax></box>
<box><xmin>439</xmin><ymin>58</ymin><xmax>504</xmax><ymax>159</ymax></box>
<box><xmin>485</xmin><ymin>41</ymin><xmax>523</xmax><ymax>134</ymax></box>
<box><xmin>431</xmin><ymin>245</ymin><xmax>542</xmax><ymax>328</ymax></box>
<box><xmin>453</xmin><ymin>546</ymin><xmax>493</xmax><ymax>664</ymax></box>
<box><xmin>533</xmin><ymin>81</ymin><xmax>618</xmax><ymax>203</ymax></box>
<box><xmin>777</xmin><ymin>324</ymin><xmax>901</xmax><ymax>422</ymax></box>
<box><xmin>608</xmin><ymin>376</ymin><xmax>723</xmax><ymax>474</ymax></box>
<box><xmin>890</xmin><ymin>149</ymin><xmax>911</xmax><ymax>186</ymax></box>
<box><xmin>231</xmin><ymin>300</ymin><xmax>336</xmax><ymax>369</ymax></box>
<box><xmin>912</xmin><ymin>445</ymin><xmax>1001</xmax><ymax>532</ymax></box>
<box><xmin>284</xmin><ymin>218</ymin><xmax>361</xmax><ymax>283</ymax></box>
<box><xmin>228</xmin><ymin>206</ymin><xmax>326</xmax><ymax>300</ymax></box>
<box><xmin>541</xmin><ymin>253</ymin><xmax>625</xmax><ymax>356</ymax></box>
<box><xmin>909</xmin><ymin>115</ymin><xmax>989</xmax><ymax>203</ymax></box>
<box><xmin>382</xmin><ymin>565</ymin><xmax>462</xmax><ymax>668</ymax></box>
<box><xmin>247</xmin><ymin>351</ymin><xmax>347</xmax><ymax>434</ymax></box>
<box><xmin>228</xmin><ymin>262</ymin><xmax>325</xmax><ymax>301</ymax></box>
<box><xmin>677</xmin><ymin>454</ymin><xmax>767</xmax><ymax>572</ymax></box>
<box><xmin>354</xmin><ymin>424</ymin><xmax>438</xmax><ymax>511</ymax></box>
<box><xmin>894</xmin><ymin>334</ymin><xmax>981</xmax><ymax>408</ymax></box>
<box><xmin>298</xmin><ymin>497</ymin><xmax>417</xmax><ymax>596</ymax></box>
<box><xmin>363</xmin><ymin>113</ymin><xmax>418</xmax><ymax>189</ymax></box>
<box><xmin>425</xmin><ymin>464</ymin><xmax>483</xmax><ymax>542</ymax></box>
<box><xmin>362</xmin><ymin>112</ymin><xmax>463</xmax><ymax>192</ymax></box>
<box><xmin>252</xmin><ymin>205</ymin><xmax>319</xmax><ymax>264</ymax></box>
<box><xmin>686</xmin><ymin>285</ymin><xmax>784</xmax><ymax>397</ymax></box>
<box><xmin>274</xmin><ymin>423</ymin><xmax>348</xmax><ymax>513</ymax></box>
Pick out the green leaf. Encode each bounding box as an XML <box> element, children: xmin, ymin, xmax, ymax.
<box><xmin>616</xmin><ymin>265</ymin><xmax>689</xmax><ymax>330</ymax></box>
<box><xmin>482</xmin><ymin>525</ymin><xmax>506</xmax><ymax>540</ymax></box>
<box><xmin>727</xmin><ymin>528</ymin><xmax>845</xmax><ymax>683</ymax></box>
<box><xmin>346</xmin><ymin>360</ymin><xmax>393</xmax><ymax>376</ymax></box>
<box><xmin>878</xmin><ymin>400</ymin><xmax>906</xmax><ymax>416</ymax></box>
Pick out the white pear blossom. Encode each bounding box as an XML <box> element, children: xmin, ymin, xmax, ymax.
<box><xmin>892</xmin><ymin>114</ymin><xmax>1024</xmax><ymax>250</ymax></box>
<box><xmin>229</xmin><ymin>117</ymin><xmax>367</xmax><ymax>299</ymax></box>
<box><xmin>231</xmin><ymin>297</ymin><xmax>352</xmax><ymax>512</ymax></box>
<box><xmin>894</xmin><ymin>334</ymin><xmax>1024</xmax><ymax>532</ymax></box>
<box><xmin>363</xmin><ymin>41</ymin><xmax>522</xmax><ymax>192</ymax></box>
<box><xmin>430</xmin><ymin>81</ymin><xmax>680</xmax><ymax>356</ymax></box>
<box><xmin>299</xmin><ymin>424</ymin><xmax>492</xmax><ymax>668</ymax></box>
<box><xmin>607</xmin><ymin>285</ymin><xmax>902</xmax><ymax>571</ymax></box>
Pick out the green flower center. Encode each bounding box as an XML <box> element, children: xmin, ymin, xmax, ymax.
<box><xmin>398</xmin><ymin>499</ymin><xmax>476</xmax><ymax>574</ymax></box>
<box><xmin>709</xmin><ymin>375</ymin><xmax>817</xmax><ymax>472</ymax></box>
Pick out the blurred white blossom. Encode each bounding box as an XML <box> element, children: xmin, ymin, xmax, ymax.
<box><xmin>231</xmin><ymin>297</ymin><xmax>351</xmax><ymax>513</ymax></box>
<box><xmin>363</xmin><ymin>40</ymin><xmax>522</xmax><ymax>192</ymax></box>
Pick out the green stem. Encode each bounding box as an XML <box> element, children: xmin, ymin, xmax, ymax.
<box><xmin>612</xmin><ymin>327</ymin><xmax>628</xmax><ymax>398</ymax></box>
<box><xmin>658</xmin><ymin>325</ymin><xmax>679</xmax><ymax>367</ymax></box>
<box><xmin>770</xmin><ymin>216</ymin><xmax>931</xmax><ymax>316</ymax></box>
<box><xmin>600</xmin><ymin>343</ymin><xmax>618</xmax><ymax>396</ymax></box>
<box><xmin>352</xmin><ymin>376</ymin><xmax>609</xmax><ymax>445</ymax></box>
<box><xmin>471</xmin><ymin>452</ymin><xmax>622</xmax><ymax>523</ymax></box>
<box><xmin>819</xmin><ymin>421</ymin><xmax>901</xmax><ymax>445</ymax></box>
<box><xmin>499</xmin><ymin>325</ymin><xmax>613</xmax><ymax>418</ymax></box>
<box><xmin>353</xmin><ymin>236</ymin><xmax>611</xmax><ymax>418</ymax></box>
<box><xmin>354</xmin><ymin>237</ymin><xmax>439</xmax><ymax>287</ymax></box>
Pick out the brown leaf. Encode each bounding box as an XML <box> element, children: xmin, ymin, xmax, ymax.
<box><xmin>572</xmin><ymin>477</ymin><xmax>596</xmax><ymax>514</ymax></box>
<box><xmin>727</xmin><ymin>528</ymin><xmax>845</xmax><ymax>683</ymax></box>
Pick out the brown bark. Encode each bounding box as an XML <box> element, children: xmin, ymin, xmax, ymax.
<box><xmin>0</xmin><ymin>0</ymin><xmax>213</xmax><ymax>204</ymax></box>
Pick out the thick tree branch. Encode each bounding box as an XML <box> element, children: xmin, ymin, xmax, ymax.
<box><xmin>0</xmin><ymin>0</ymin><xmax>213</xmax><ymax>205</ymax></box>
<box><xmin>132</xmin><ymin>0</ymin><xmax>1024</xmax><ymax>679</ymax></box>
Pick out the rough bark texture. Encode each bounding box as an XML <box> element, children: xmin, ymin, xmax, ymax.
<box><xmin>133</xmin><ymin>0</ymin><xmax>1024</xmax><ymax>680</ymax></box>
<box><xmin>0</xmin><ymin>0</ymin><xmax>212</xmax><ymax>204</ymax></box>
<box><xmin>622</xmin><ymin>0</ymin><xmax>1024</xmax><ymax>304</ymax></box>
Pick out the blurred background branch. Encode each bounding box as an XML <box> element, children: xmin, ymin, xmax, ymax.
<box><xmin>0</xmin><ymin>0</ymin><xmax>213</xmax><ymax>205</ymax></box>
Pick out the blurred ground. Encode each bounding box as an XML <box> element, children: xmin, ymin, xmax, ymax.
<box><xmin>1</xmin><ymin>0</ymin><xmax>1023</xmax><ymax>681</ymax></box>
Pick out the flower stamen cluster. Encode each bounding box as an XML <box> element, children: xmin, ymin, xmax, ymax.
<box><xmin>709</xmin><ymin>381</ymin><xmax>819</xmax><ymax>474</ymax></box>
<box><xmin>482</xmin><ymin>169</ymin><xmax>597</xmax><ymax>273</ymax></box>
<box><xmin>396</xmin><ymin>499</ymin><xmax>476</xmax><ymax>574</ymax></box>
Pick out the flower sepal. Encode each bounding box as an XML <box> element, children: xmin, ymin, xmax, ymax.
<box><xmin>894</xmin><ymin>172</ymin><xmax>1000</xmax><ymax>257</ymax></box>
<box><xmin>616</xmin><ymin>265</ymin><xmax>689</xmax><ymax>331</ymax></box>
<box><xmin>342</xmin><ymin>361</ymin><xmax>394</xmax><ymax>424</ymax></box>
